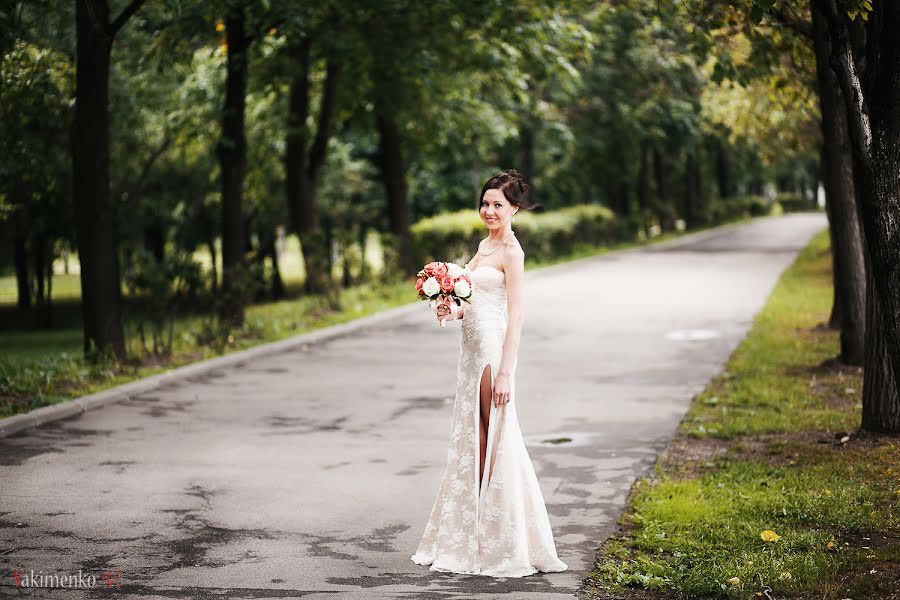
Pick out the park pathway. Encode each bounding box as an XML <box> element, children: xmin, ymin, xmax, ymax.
<box><xmin>0</xmin><ymin>213</ymin><xmax>827</xmax><ymax>599</ymax></box>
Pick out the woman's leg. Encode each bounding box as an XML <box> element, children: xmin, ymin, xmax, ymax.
<box><xmin>478</xmin><ymin>365</ymin><xmax>492</xmax><ymax>489</ymax></box>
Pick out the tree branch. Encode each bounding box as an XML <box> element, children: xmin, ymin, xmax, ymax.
<box><xmin>816</xmin><ymin>0</ymin><xmax>872</xmax><ymax>161</ymax></box>
<box><xmin>109</xmin><ymin>0</ymin><xmax>146</xmax><ymax>38</ymax></box>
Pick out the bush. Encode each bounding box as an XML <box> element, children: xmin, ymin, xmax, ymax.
<box><xmin>123</xmin><ymin>249</ymin><xmax>206</xmax><ymax>356</ymax></box>
<box><xmin>706</xmin><ymin>195</ymin><xmax>773</xmax><ymax>223</ymax></box>
<box><xmin>410</xmin><ymin>204</ymin><xmax>623</xmax><ymax>266</ymax></box>
<box><xmin>775</xmin><ymin>192</ymin><xmax>815</xmax><ymax>212</ymax></box>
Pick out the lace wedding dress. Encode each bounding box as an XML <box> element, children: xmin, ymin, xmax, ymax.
<box><xmin>410</xmin><ymin>264</ymin><xmax>568</xmax><ymax>577</ymax></box>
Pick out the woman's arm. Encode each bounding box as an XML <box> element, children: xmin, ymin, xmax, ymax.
<box><xmin>493</xmin><ymin>245</ymin><xmax>525</xmax><ymax>405</ymax></box>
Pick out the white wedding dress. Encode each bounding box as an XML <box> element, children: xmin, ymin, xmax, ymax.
<box><xmin>410</xmin><ymin>263</ymin><xmax>568</xmax><ymax>577</ymax></box>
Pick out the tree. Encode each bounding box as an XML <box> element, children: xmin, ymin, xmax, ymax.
<box><xmin>217</xmin><ymin>2</ymin><xmax>250</xmax><ymax>327</ymax></box>
<box><xmin>810</xmin><ymin>2</ymin><xmax>866</xmax><ymax>364</ymax></box>
<box><xmin>814</xmin><ymin>0</ymin><xmax>900</xmax><ymax>432</ymax></box>
<box><xmin>284</xmin><ymin>11</ymin><xmax>342</xmax><ymax>295</ymax></box>
<box><xmin>72</xmin><ymin>0</ymin><xmax>146</xmax><ymax>360</ymax></box>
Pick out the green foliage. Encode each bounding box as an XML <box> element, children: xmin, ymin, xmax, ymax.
<box><xmin>123</xmin><ymin>249</ymin><xmax>206</xmax><ymax>356</ymax></box>
<box><xmin>706</xmin><ymin>194</ymin><xmax>774</xmax><ymax>223</ymax></box>
<box><xmin>410</xmin><ymin>205</ymin><xmax>622</xmax><ymax>267</ymax></box>
<box><xmin>775</xmin><ymin>192</ymin><xmax>816</xmax><ymax>213</ymax></box>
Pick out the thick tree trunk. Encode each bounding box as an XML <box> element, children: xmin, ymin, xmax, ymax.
<box><xmin>817</xmin><ymin>0</ymin><xmax>900</xmax><ymax>431</ymax></box>
<box><xmin>72</xmin><ymin>0</ymin><xmax>128</xmax><ymax>360</ymax></box>
<box><xmin>812</xmin><ymin>3</ymin><xmax>866</xmax><ymax>364</ymax></box>
<box><xmin>217</xmin><ymin>3</ymin><xmax>248</xmax><ymax>327</ymax></box>
<box><xmin>861</xmin><ymin>245</ymin><xmax>900</xmax><ymax>431</ymax></box>
<box><xmin>375</xmin><ymin>105</ymin><xmax>415</xmax><ymax>276</ymax></box>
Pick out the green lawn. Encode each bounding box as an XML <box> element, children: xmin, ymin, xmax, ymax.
<box><xmin>584</xmin><ymin>229</ymin><xmax>900</xmax><ymax>600</ymax></box>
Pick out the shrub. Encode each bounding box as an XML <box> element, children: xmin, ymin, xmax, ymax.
<box><xmin>410</xmin><ymin>204</ymin><xmax>622</xmax><ymax>265</ymax></box>
<box><xmin>706</xmin><ymin>195</ymin><xmax>773</xmax><ymax>223</ymax></box>
<box><xmin>775</xmin><ymin>192</ymin><xmax>815</xmax><ymax>212</ymax></box>
<box><xmin>123</xmin><ymin>249</ymin><xmax>206</xmax><ymax>356</ymax></box>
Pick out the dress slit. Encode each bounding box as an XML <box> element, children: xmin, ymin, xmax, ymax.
<box><xmin>476</xmin><ymin>361</ymin><xmax>505</xmax><ymax>521</ymax></box>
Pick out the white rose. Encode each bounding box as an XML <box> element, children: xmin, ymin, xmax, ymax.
<box><xmin>447</xmin><ymin>263</ymin><xmax>464</xmax><ymax>278</ymax></box>
<box><xmin>454</xmin><ymin>279</ymin><xmax>471</xmax><ymax>298</ymax></box>
<box><xmin>422</xmin><ymin>276</ymin><xmax>440</xmax><ymax>296</ymax></box>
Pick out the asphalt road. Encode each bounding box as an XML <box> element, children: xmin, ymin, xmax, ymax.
<box><xmin>0</xmin><ymin>213</ymin><xmax>828</xmax><ymax>599</ymax></box>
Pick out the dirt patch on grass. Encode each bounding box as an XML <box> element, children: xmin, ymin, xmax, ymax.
<box><xmin>659</xmin><ymin>429</ymin><xmax>897</xmax><ymax>477</ymax></box>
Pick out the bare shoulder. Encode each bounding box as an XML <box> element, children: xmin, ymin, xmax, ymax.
<box><xmin>504</xmin><ymin>238</ymin><xmax>525</xmax><ymax>267</ymax></box>
<box><xmin>507</xmin><ymin>236</ymin><xmax>524</xmax><ymax>257</ymax></box>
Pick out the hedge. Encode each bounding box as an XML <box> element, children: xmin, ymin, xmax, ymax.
<box><xmin>775</xmin><ymin>192</ymin><xmax>817</xmax><ymax>212</ymax></box>
<box><xmin>410</xmin><ymin>204</ymin><xmax>628</xmax><ymax>266</ymax></box>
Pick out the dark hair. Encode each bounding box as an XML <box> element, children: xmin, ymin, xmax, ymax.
<box><xmin>478</xmin><ymin>169</ymin><xmax>542</xmax><ymax>210</ymax></box>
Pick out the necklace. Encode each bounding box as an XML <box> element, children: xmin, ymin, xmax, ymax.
<box><xmin>480</xmin><ymin>231</ymin><xmax>515</xmax><ymax>256</ymax></box>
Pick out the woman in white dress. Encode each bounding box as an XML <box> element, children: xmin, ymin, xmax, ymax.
<box><xmin>411</xmin><ymin>169</ymin><xmax>568</xmax><ymax>578</ymax></box>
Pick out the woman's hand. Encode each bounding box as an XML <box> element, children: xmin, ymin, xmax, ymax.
<box><xmin>435</xmin><ymin>302</ymin><xmax>452</xmax><ymax>324</ymax></box>
<box><xmin>435</xmin><ymin>301</ymin><xmax>465</xmax><ymax>325</ymax></box>
<box><xmin>492</xmin><ymin>372</ymin><xmax>511</xmax><ymax>407</ymax></box>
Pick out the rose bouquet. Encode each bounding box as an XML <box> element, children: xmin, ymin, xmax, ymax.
<box><xmin>416</xmin><ymin>261</ymin><xmax>473</xmax><ymax>327</ymax></box>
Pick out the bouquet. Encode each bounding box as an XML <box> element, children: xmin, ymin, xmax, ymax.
<box><xmin>416</xmin><ymin>261</ymin><xmax>473</xmax><ymax>327</ymax></box>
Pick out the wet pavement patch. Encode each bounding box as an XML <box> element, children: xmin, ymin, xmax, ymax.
<box><xmin>0</xmin><ymin>443</ymin><xmax>64</xmax><ymax>466</ymax></box>
<box><xmin>98</xmin><ymin>460</ymin><xmax>136</xmax><ymax>474</ymax></box>
<box><xmin>163</xmin><ymin>512</ymin><xmax>276</xmax><ymax>571</ymax></box>
<box><xmin>390</xmin><ymin>396</ymin><xmax>450</xmax><ymax>420</ymax></box>
<box><xmin>264</xmin><ymin>415</ymin><xmax>349</xmax><ymax>434</ymax></box>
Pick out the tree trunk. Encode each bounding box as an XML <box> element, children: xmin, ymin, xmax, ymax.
<box><xmin>266</xmin><ymin>232</ymin><xmax>285</xmax><ymax>300</ymax></box>
<box><xmin>684</xmin><ymin>149</ymin><xmax>701</xmax><ymax>229</ymax></box>
<box><xmin>143</xmin><ymin>220</ymin><xmax>165</xmax><ymax>262</ymax></box>
<box><xmin>518</xmin><ymin>123</ymin><xmax>534</xmax><ymax>184</ymax></box>
<box><xmin>637</xmin><ymin>143</ymin><xmax>650</xmax><ymax>219</ymax></box>
<box><xmin>285</xmin><ymin>37</ymin><xmax>341</xmax><ymax>295</ymax></box>
<box><xmin>358</xmin><ymin>224</ymin><xmax>370</xmax><ymax>281</ymax></box>
<box><xmin>716</xmin><ymin>138</ymin><xmax>733</xmax><ymax>198</ymax></box>
<box><xmin>13</xmin><ymin>223</ymin><xmax>30</xmax><ymax>310</ymax></box>
<box><xmin>652</xmin><ymin>147</ymin><xmax>674</xmax><ymax>231</ymax></box>
<box><xmin>217</xmin><ymin>3</ymin><xmax>248</xmax><ymax>327</ymax></box>
<box><xmin>817</xmin><ymin>0</ymin><xmax>900</xmax><ymax>431</ymax></box>
<box><xmin>861</xmin><ymin>244</ymin><xmax>900</xmax><ymax>431</ymax></box>
<box><xmin>72</xmin><ymin>0</ymin><xmax>129</xmax><ymax>360</ymax></box>
<box><xmin>33</xmin><ymin>234</ymin><xmax>46</xmax><ymax>307</ymax></box>
<box><xmin>825</xmin><ymin>188</ymin><xmax>844</xmax><ymax>329</ymax></box>
<box><xmin>375</xmin><ymin>105</ymin><xmax>415</xmax><ymax>276</ymax></box>
<box><xmin>812</xmin><ymin>2</ymin><xmax>866</xmax><ymax>364</ymax></box>
<box><xmin>207</xmin><ymin>233</ymin><xmax>218</xmax><ymax>295</ymax></box>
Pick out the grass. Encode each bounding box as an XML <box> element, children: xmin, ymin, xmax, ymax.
<box><xmin>583</xmin><ymin>228</ymin><xmax>900</xmax><ymax>600</ymax></box>
<box><xmin>0</xmin><ymin>211</ymin><xmax>776</xmax><ymax>420</ymax></box>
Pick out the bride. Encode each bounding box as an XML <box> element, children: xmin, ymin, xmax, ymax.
<box><xmin>410</xmin><ymin>169</ymin><xmax>568</xmax><ymax>578</ymax></box>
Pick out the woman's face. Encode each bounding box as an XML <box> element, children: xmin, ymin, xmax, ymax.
<box><xmin>480</xmin><ymin>189</ymin><xmax>518</xmax><ymax>231</ymax></box>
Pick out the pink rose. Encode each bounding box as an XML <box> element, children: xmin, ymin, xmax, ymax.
<box><xmin>424</xmin><ymin>262</ymin><xmax>439</xmax><ymax>276</ymax></box>
<box><xmin>433</xmin><ymin>263</ymin><xmax>448</xmax><ymax>277</ymax></box>
<box><xmin>440</xmin><ymin>274</ymin><xmax>454</xmax><ymax>292</ymax></box>
<box><xmin>415</xmin><ymin>278</ymin><xmax>424</xmax><ymax>293</ymax></box>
